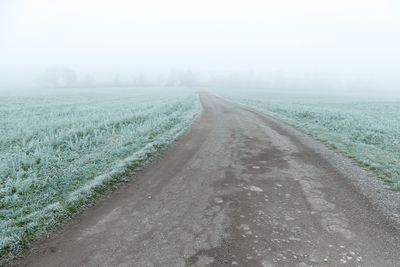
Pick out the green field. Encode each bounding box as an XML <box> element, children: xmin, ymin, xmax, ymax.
<box><xmin>0</xmin><ymin>88</ymin><xmax>200</xmax><ymax>263</ymax></box>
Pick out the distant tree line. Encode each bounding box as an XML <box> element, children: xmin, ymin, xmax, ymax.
<box><xmin>42</xmin><ymin>68</ymin><xmax>199</xmax><ymax>88</ymax></box>
<box><xmin>43</xmin><ymin>68</ymin><xmax>78</xmax><ymax>88</ymax></box>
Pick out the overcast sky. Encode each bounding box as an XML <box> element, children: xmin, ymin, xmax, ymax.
<box><xmin>0</xmin><ymin>0</ymin><xmax>399</xmax><ymax>86</ymax></box>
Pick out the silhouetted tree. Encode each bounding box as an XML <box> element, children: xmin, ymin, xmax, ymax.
<box><xmin>178</xmin><ymin>71</ymin><xmax>197</xmax><ymax>87</ymax></box>
<box><xmin>43</xmin><ymin>68</ymin><xmax>77</xmax><ymax>88</ymax></box>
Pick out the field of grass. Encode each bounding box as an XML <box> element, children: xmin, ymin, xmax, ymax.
<box><xmin>0</xmin><ymin>88</ymin><xmax>200</xmax><ymax>263</ymax></box>
<box><xmin>214</xmin><ymin>88</ymin><xmax>400</xmax><ymax>190</ymax></box>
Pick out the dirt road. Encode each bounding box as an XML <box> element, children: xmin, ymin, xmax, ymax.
<box><xmin>19</xmin><ymin>93</ymin><xmax>400</xmax><ymax>266</ymax></box>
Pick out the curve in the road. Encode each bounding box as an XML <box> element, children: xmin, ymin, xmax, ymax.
<box><xmin>18</xmin><ymin>93</ymin><xmax>400</xmax><ymax>267</ymax></box>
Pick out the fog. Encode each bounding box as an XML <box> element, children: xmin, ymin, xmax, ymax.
<box><xmin>1</xmin><ymin>0</ymin><xmax>400</xmax><ymax>95</ymax></box>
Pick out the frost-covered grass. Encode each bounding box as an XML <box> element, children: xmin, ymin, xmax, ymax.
<box><xmin>214</xmin><ymin>88</ymin><xmax>400</xmax><ymax>190</ymax></box>
<box><xmin>0</xmin><ymin>88</ymin><xmax>200</xmax><ymax>263</ymax></box>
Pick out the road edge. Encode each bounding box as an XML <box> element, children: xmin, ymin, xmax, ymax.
<box><xmin>211</xmin><ymin>92</ymin><xmax>400</xmax><ymax>229</ymax></box>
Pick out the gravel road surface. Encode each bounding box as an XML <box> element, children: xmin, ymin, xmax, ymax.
<box><xmin>18</xmin><ymin>93</ymin><xmax>400</xmax><ymax>266</ymax></box>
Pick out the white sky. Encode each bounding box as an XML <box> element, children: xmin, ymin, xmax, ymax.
<box><xmin>0</xmin><ymin>0</ymin><xmax>399</xmax><ymax>83</ymax></box>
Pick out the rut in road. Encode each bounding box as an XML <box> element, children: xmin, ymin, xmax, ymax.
<box><xmin>19</xmin><ymin>93</ymin><xmax>400</xmax><ymax>267</ymax></box>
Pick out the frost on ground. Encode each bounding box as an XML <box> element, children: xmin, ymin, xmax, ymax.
<box><xmin>0</xmin><ymin>88</ymin><xmax>200</xmax><ymax>263</ymax></box>
<box><xmin>214</xmin><ymin>88</ymin><xmax>400</xmax><ymax>190</ymax></box>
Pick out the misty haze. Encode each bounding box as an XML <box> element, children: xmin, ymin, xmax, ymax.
<box><xmin>0</xmin><ymin>1</ymin><xmax>399</xmax><ymax>266</ymax></box>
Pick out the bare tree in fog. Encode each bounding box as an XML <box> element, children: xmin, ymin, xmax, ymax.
<box><xmin>81</xmin><ymin>74</ymin><xmax>96</xmax><ymax>87</ymax></box>
<box><xmin>132</xmin><ymin>72</ymin><xmax>148</xmax><ymax>86</ymax></box>
<box><xmin>166</xmin><ymin>71</ymin><xmax>179</xmax><ymax>86</ymax></box>
<box><xmin>178</xmin><ymin>71</ymin><xmax>198</xmax><ymax>87</ymax></box>
<box><xmin>43</xmin><ymin>68</ymin><xmax>77</xmax><ymax>88</ymax></box>
<box><xmin>113</xmin><ymin>73</ymin><xmax>121</xmax><ymax>87</ymax></box>
<box><xmin>164</xmin><ymin>71</ymin><xmax>198</xmax><ymax>87</ymax></box>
